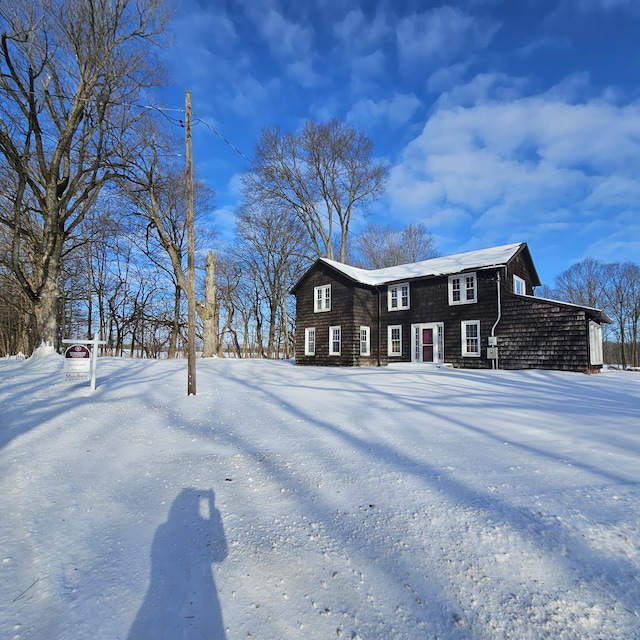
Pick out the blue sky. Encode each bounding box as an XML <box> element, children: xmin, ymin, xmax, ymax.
<box><xmin>160</xmin><ymin>0</ymin><xmax>640</xmax><ymax>286</ymax></box>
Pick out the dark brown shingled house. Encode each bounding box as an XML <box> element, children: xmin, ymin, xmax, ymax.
<box><xmin>291</xmin><ymin>243</ymin><xmax>612</xmax><ymax>371</ymax></box>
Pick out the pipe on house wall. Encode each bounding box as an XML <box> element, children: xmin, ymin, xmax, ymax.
<box><xmin>490</xmin><ymin>270</ymin><xmax>502</xmax><ymax>370</ymax></box>
<box><xmin>377</xmin><ymin>286</ymin><xmax>382</xmax><ymax>366</ymax></box>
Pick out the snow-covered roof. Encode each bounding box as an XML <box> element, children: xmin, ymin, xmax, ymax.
<box><xmin>319</xmin><ymin>242</ymin><xmax>527</xmax><ymax>286</ymax></box>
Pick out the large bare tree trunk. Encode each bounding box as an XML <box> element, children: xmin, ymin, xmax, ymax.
<box><xmin>167</xmin><ymin>284</ymin><xmax>181</xmax><ymax>359</ymax></box>
<box><xmin>32</xmin><ymin>275</ymin><xmax>62</xmax><ymax>348</ymax></box>
<box><xmin>200</xmin><ymin>250</ymin><xmax>219</xmax><ymax>358</ymax></box>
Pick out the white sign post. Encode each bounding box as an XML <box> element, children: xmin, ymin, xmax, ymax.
<box><xmin>62</xmin><ymin>333</ymin><xmax>107</xmax><ymax>391</ymax></box>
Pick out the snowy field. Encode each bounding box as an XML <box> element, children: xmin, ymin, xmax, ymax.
<box><xmin>1</xmin><ymin>348</ymin><xmax>639</xmax><ymax>640</ymax></box>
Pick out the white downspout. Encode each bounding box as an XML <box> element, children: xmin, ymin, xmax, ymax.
<box><xmin>490</xmin><ymin>271</ymin><xmax>502</xmax><ymax>370</ymax></box>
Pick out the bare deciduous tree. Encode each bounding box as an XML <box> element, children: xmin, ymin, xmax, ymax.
<box><xmin>235</xmin><ymin>202</ymin><xmax>306</xmax><ymax>358</ymax></box>
<box><xmin>241</xmin><ymin>119</ymin><xmax>387</xmax><ymax>263</ymax></box>
<box><xmin>549</xmin><ymin>257</ymin><xmax>640</xmax><ymax>367</ymax></box>
<box><xmin>602</xmin><ymin>262</ymin><xmax>640</xmax><ymax>368</ymax></box>
<box><xmin>551</xmin><ymin>257</ymin><xmax>605</xmax><ymax>309</ymax></box>
<box><xmin>118</xmin><ymin>124</ymin><xmax>218</xmax><ymax>356</ymax></box>
<box><xmin>355</xmin><ymin>223</ymin><xmax>438</xmax><ymax>269</ymax></box>
<box><xmin>0</xmin><ymin>0</ymin><xmax>169</xmax><ymax>350</ymax></box>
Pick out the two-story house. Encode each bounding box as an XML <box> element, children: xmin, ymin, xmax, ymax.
<box><xmin>291</xmin><ymin>242</ymin><xmax>612</xmax><ymax>371</ymax></box>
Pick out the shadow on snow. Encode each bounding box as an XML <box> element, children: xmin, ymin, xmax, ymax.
<box><xmin>128</xmin><ymin>487</ymin><xmax>227</xmax><ymax>640</ymax></box>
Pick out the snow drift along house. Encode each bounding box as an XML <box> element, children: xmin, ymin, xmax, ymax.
<box><xmin>291</xmin><ymin>243</ymin><xmax>612</xmax><ymax>371</ymax></box>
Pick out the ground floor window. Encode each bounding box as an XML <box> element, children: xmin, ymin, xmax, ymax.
<box><xmin>360</xmin><ymin>326</ymin><xmax>370</xmax><ymax>356</ymax></box>
<box><xmin>388</xmin><ymin>325</ymin><xmax>402</xmax><ymax>356</ymax></box>
<box><xmin>461</xmin><ymin>320</ymin><xmax>481</xmax><ymax>357</ymax></box>
<box><xmin>329</xmin><ymin>326</ymin><xmax>341</xmax><ymax>356</ymax></box>
<box><xmin>304</xmin><ymin>327</ymin><xmax>316</xmax><ymax>356</ymax></box>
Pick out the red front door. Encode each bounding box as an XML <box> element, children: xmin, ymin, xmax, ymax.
<box><xmin>422</xmin><ymin>328</ymin><xmax>434</xmax><ymax>362</ymax></box>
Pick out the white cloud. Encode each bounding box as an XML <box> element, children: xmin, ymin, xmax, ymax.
<box><xmin>331</xmin><ymin>8</ymin><xmax>392</xmax><ymax>92</ymax></box>
<box><xmin>211</xmin><ymin>204</ymin><xmax>237</xmax><ymax>243</ymax></box>
<box><xmin>583</xmin><ymin>236</ymin><xmax>640</xmax><ymax>266</ymax></box>
<box><xmin>387</xmin><ymin>93</ymin><xmax>422</xmax><ymax>124</ymax></box>
<box><xmin>347</xmin><ymin>93</ymin><xmax>421</xmax><ymax>128</ymax></box>
<box><xmin>171</xmin><ymin>6</ymin><xmax>238</xmax><ymax>52</ymax></box>
<box><xmin>582</xmin><ymin>176</ymin><xmax>640</xmax><ymax>209</ymax></box>
<box><xmin>427</xmin><ymin>63</ymin><xmax>470</xmax><ymax>94</ymax></box>
<box><xmin>333</xmin><ymin>8</ymin><xmax>366</xmax><ymax>42</ymax></box>
<box><xmin>260</xmin><ymin>9</ymin><xmax>313</xmax><ymax>60</ymax></box>
<box><xmin>388</xmin><ymin>85</ymin><xmax>640</xmax><ymax>255</ymax></box>
<box><xmin>396</xmin><ymin>6</ymin><xmax>499</xmax><ymax>68</ymax></box>
<box><xmin>287</xmin><ymin>58</ymin><xmax>324</xmax><ymax>89</ymax></box>
<box><xmin>228</xmin><ymin>76</ymin><xmax>281</xmax><ymax>116</ymax></box>
<box><xmin>165</xmin><ymin>6</ymin><xmax>243</xmax><ymax>90</ymax></box>
<box><xmin>433</xmin><ymin>72</ymin><xmax>530</xmax><ymax>107</ymax></box>
<box><xmin>333</xmin><ymin>8</ymin><xmax>391</xmax><ymax>52</ymax></box>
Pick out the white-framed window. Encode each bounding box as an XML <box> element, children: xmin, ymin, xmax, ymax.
<box><xmin>589</xmin><ymin>321</ymin><xmax>603</xmax><ymax>365</ymax></box>
<box><xmin>513</xmin><ymin>275</ymin><xmax>526</xmax><ymax>296</ymax></box>
<box><xmin>388</xmin><ymin>325</ymin><xmax>402</xmax><ymax>357</ymax></box>
<box><xmin>329</xmin><ymin>326</ymin><xmax>341</xmax><ymax>356</ymax></box>
<box><xmin>461</xmin><ymin>320</ymin><xmax>481</xmax><ymax>357</ymax></box>
<box><xmin>360</xmin><ymin>326</ymin><xmax>370</xmax><ymax>356</ymax></box>
<box><xmin>314</xmin><ymin>284</ymin><xmax>331</xmax><ymax>312</ymax></box>
<box><xmin>449</xmin><ymin>273</ymin><xmax>477</xmax><ymax>305</ymax></box>
<box><xmin>388</xmin><ymin>283</ymin><xmax>410</xmax><ymax>311</ymax></box>
<box><xmin>304</xmin><ymin>327</ymin><xmax>316</xmax><ymax>356</ymax></box>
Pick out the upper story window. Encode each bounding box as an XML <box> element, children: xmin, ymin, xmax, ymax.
<box><xmin>388</xmin><ymin>283</ymin><xmax>410</xmax><ymax>311</ymax></box>
<box><xmin>513</xmin><ymin>275</ymin><xmax>526</xmax><ymax>296</ymax></box>
<box><xmin>314</xmin><ymin>284</ymin><xmax>331</xmax><ymax>312</ymax></box>
<box><xmin>449</xmin><ymin>273</ymin><xmax>477</xmax><ymax>305</ymax></box>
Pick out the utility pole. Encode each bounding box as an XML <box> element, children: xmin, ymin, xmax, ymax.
<box><xmin>185</xmin><ymin>90</ymin><xmax>196</xmax><ymax>395</ymax></box>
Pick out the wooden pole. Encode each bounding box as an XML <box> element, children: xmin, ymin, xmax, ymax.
<box><xmin>185</xmin><ymin>90</ymin><xmax>196</xmax><ymax>395</ymax></box>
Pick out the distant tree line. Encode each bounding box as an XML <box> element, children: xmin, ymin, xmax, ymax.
<box><xmin>2</xmin><ymin>0</ymin><xmax>439</xmax><ymax>359</ymax></box>
<box><xmin>539</xmin><ymin>258</ymin><xmax>640</xmax><ymax>368</ymax></box>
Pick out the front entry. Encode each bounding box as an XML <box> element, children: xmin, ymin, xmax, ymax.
<box><xmin>411</xmin><ymin>323</ymin><xmax>444</xmax><ymax>363</ymax></box>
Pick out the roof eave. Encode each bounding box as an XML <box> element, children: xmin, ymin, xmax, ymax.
<box><xmin>514</xmin><ymin>243</ymin><xmax>542</xmax><ymax>287</ymax></box>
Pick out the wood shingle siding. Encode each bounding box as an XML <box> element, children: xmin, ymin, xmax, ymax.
<box><xmin>291</xmin><ymin>243</ymin><xmax>611</xmax><ymax>371</ymax></box>
<box><xmin>499</xmin><ymin>295</ymin><xmax>592</xmax><ymax>371</ymax></box>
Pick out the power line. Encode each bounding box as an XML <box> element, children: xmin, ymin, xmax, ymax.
<box><xmin>6</xmin><ymin>82</ymin><xmax>254</xmax><ymax>166</ymax></box>
<box><xmin>7</xmin><ymin>85</ymin><xmax>377</xmax><ymax>252</ymax></box>
<box><xmin>192</xmin><ymin>115</ymin><xmax>256</xmax><ymax>167</ymax></box>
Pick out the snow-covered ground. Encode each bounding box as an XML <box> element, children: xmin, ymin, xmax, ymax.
<box><xmin>1</xmin><ymin>348</ymin><xmax>639</xmax><ymax>640</ymax></box>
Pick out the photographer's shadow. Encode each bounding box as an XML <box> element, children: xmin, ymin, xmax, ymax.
<box><xmin>128</xmin><ymin>488</ymin><xmax>227</xmax><ymax>640</ymax></box>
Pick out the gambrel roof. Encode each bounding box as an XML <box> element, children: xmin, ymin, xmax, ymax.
<box><xmin>301</xmin><ymin>242</ymin><xmax>541</xmax><ymax>288</ymax></box>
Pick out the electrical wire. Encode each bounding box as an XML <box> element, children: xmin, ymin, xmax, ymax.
<box><xmin>192</xmin><ymin>115</ymin><xmax>257</xmax><ymax>167</ymax></box>
<box><xmin>3</xmin><ymin>85</ymin><xmax>384</xmax><ymax>256</ymax></box>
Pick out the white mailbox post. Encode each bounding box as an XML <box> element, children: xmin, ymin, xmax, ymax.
<box><xmin>62</xmin><ymin>333</ymin><xmax>107</xmax><ymax>391</ymax></box>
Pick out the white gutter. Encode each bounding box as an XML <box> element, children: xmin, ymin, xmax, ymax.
<box><xmin>490</xmin><ymin>271</ymin><xmax>502</xmax><ymax>370</ymax></box>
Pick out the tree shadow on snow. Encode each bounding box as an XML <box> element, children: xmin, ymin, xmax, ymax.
<box><xmin>128</xmin><ymin>488</ymin><xmax>227</xmax><ymax>640</ymax></box>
